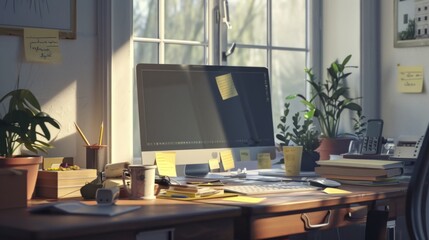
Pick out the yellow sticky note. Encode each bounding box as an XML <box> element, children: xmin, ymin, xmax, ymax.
<box><xmin>155</xmin><ymin>152</ymin><xmax>177</xmax><ymax>177</ymax></box>
<box><xmin>257</xmin><ymin>153</ymin><xmax>272</xmax><ymax>169</ymax></box>
<box><xmin>208</xmin><ymin>159</ymin><xmax>220</xmax><ymax>171</ymax></box>
<box><xmin>215</xmin><ymin>73</ymin><xmax>238</xmax><ymax>100</ymax></box>
<box><xmin>223</xmin><ymin>196</ymin><xmax>266</xmax><ymax>203</ymax></box>
<box><xmin>239</xmin><ymin>149</ymin><xmax>250</xmax><ymax>161</ymax></box>
<box><xmin>24</xmin><ymin>28</ymin><xmax>62</xmax><ymax>63</ymax></box>
<box><xmin>397</xmin><ymin>65</ymin><xmax>424</xmax><ymax>93</ymax></box>
<box><xmin>220</xmin><ymin>150</ymin><xmax>235</xmax><ymax>171</ymax></box>
<box><xmin>323</xmin><ymin>187</ymin><xmax>351</xmax><ymax>195</ymax></box>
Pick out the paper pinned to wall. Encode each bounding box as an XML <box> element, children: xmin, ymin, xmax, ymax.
<box><xmin>155</xmin><ymin>152</ymin><xmax>177</xmax><ymax>177</ymax></box>
<box><xmin>24</xmin><ymin>28</ymin><xmax>62</xmax><ymax>63</ymax></box>
<box><xmin>397</xmin><ymin>65</ymin><xmax>424</xmax><ymax>93</ymax></box>
<box><xmin>215</xmin><ymin>73</ymin><xmax>238</xmax><ymax>100</ymax></box>
<box><xmin>208</xmin><ymin>159</ymin><xmax>220</xmax><ymax>171</ymax></box>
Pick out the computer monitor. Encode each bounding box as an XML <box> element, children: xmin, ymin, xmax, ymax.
<box><xmin>136</xmin><ymin>64</ymin><xmax>276</xmax><ymax>173</ymax></box>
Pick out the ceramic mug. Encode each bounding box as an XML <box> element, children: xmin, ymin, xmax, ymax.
<box><xmin>122</xmin><ymin>165</ymin><xmax>157</xmax><ymax>200</ymax></box>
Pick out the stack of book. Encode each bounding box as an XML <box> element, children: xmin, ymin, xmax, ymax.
<box><xmin>315</xmin><ymin>159</ymin><xmax>404</xmax><ymax>185</ymax></box>
<box><xmin>163</xmin><ymin>184</ymin><xmax>224</xmax><ymax>198</ymax></box>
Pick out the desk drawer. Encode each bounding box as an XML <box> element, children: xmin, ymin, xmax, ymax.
<box><xmin>251</xmin><ymin>206</ymin><xmax>367</xmax><ymax>239</ymax></box>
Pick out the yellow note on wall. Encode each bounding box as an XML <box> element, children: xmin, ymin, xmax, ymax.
<box><xmin>208</xmin><ymin>159</ymin><xmax>220</xmax><ymax>171</ymax></box>
<box><xmin>24</xmin><ymin>28</ymin><xmax>62</xmax><ymax>63</ymax></box>
<box><xmin>397</xmin><ymin>65</ymin><xmax>424</xmax><ymax>93</ymax></box>
<box><xmin>155</xmin><ymin>152</ymin><xmax>177</xmax><ymax>177</ymax></box>
<box><xmin>220</xmin><ymin>150</ymin><xmax>235</xmax><ymax>171</ymax></box>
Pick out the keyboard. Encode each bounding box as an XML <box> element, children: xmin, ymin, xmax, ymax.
<box><xmin>222</xmin><ymin>182</ymin><xmax>320</xmax><ymax>195</ymax></box>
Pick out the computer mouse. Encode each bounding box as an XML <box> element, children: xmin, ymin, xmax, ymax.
<box><xmin>308</xmin><ymin>178</ymin><xmax>341</xmax><ymax>188</ymax></box>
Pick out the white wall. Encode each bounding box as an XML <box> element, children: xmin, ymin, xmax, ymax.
<box><xmin>381</xmin><ymin>0</ymin><xmax>429</xmax><ymax>138</ymax></box>
<box><xmin>322</xmin><ymin>0</ymin><xmax>361</xmax><ymax>134</ymax></box>
<box><xmin>0</xmin><ymin>1</ymin><xmax>100</xmax><ymax>167</ymax></box>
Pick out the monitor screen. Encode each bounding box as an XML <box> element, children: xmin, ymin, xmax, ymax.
<box><xmin>136</xmin><ymin>64</ymin><xmax>275</xmax><ymax>172</ymax></box>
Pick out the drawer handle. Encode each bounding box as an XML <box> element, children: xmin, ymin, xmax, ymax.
<box><xmin>301</xmin><ymin>210</ymin><xmax>331</xmax><ymax>229</ymax></box>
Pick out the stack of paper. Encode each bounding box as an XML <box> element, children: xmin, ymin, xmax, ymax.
<box><xmin>315</xmin><ymin>159</ymin><xmax>404</xmax><ymax>185</ymax></box>
<box><xmin>163</xmin><ymin>184</ymin><xmax>224</xmax><ymax>198</ymax></box>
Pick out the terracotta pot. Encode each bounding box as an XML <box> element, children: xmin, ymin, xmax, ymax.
<box><xmin>0</xmin><ymin>156</ymin><xmax>43</xmax><ymax>200</ymax></box>
<box><xmin>316</xmin><ymin>138</ymin><xmax>352</xmax><ymax>160</ymax></box>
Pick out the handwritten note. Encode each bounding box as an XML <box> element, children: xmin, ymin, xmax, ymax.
<box><xmin>239</xmin><ymin>149</ymin><xmax>250</xmax><ymax>161</ymax></box>
<box><xmin>208</xmin><ymin>159</ymin><xmax>220</xmax><ymax>171</ymax></box>
<box><xmin>215</xmin><ymin>73</ymin><xmax>238</xmax><ymax>100</ymax></box>
<box><xmin>257</xmin><ymin>153</ymin><xmax>272</xmax><ymax>169</ymax></box>
<box><xmin>397</xmin><ymin>65</ymin><xmax>424</xmax><ymax>93</ymax></box>
<box><xmin>155</xmin><ymin>152</ymin><xmax>177</xmax><ymax>177</ymax></box>
<box><xmin>220</xmin><ymin>150</ymin><xmax>235</xmax><ymax>171</ymax></box>
<box><xmin>24</xmin><ymin>28</ymin><xmax>62</xmax><ymax>63</ymax></box>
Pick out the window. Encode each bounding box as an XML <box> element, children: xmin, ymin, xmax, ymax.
<box><xmin>133</xmin><ymin>0</ymin><xmax>311</xmax><ymax>157</ymax></box>
<box><xmin>404</xmin><ymin>14</ymin><xmax>408</xmax><ymax>24</ymax></box>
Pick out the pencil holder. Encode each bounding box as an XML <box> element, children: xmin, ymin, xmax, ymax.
<box><xmin>85</xmin><ymin>145</ymin><xmax>107</xmax><ymax>172</ymax></box>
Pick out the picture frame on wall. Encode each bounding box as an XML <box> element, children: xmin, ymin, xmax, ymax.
<box><xmin>0</xmin><ymin>0</ymin><xmax>76</xmax><ymax>39</ymax></box>
<box><xmin>395</xmin><ymin>0</ymin><xmax>429</xmax><ymax>47</ymax></box>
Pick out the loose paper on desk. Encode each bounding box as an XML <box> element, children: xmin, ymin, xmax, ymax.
<box><xmin>220</xmin><ymin>150</ymin><xmax>235</xmax><ymax>171</ymax></box>
<box><xmin>240</xmin><ymin>149</ymin><xmax>250</xmax><ymax>161</ymax></box>
<box><xmin>155</xmin><ymin>152</ymin><xmax>177</xmax><ymax>177</ymax></box>
<box><xmin>24</xmin><ymin>28</ymin><xmax>62</xmax><ymax>63</ymax></box>
<box><xmin>208</xmin><ymin>159</ymin><xmax>220</xmax><ymax>171</ymax></box>
<box><xmin>397</xmin><ymin>65</ymin><xmax>424</xmax><ymax>93</ymax></box>
<box><xmin>223</xmin><ymin>196</ymin><xmax>266</xmax><ymax>204</ymax></box>
<box><xmin>215</xmin><ymin>73</ymin><xmax>238</xmax><ymax>100</ymax></box>
<box><xmin>257</xmin><ymin>153</ymin><xmax>271</xmax><ymax>169</ymax></box>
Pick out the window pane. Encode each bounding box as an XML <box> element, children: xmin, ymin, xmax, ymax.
<box><xmin>133</xmin><ymin>0</ymin><xmax>158</xmax><ymax>38</ymax></box>
<box><xmin>165</xmin><ymin>0</ymin><xmax>205</xmax><ymax>42</ymax></box>
<box><xmin>271</xmin><ymin>50</ymin><xmax>306</xmax><ymax>131</ymax></box>
<box><xmin>164</xmin><ymin>44</ymin><xmax>205</xmax><ymax>64</ymax></box>
<box><xmin>134</xmin><ymin>42</ymin><xmax>159</xmax><ymax>63</ymax></box>
<box><xmin>228</xmin><ymin>0</ymin><xmax>267</xmax><ymax>45</ymax></box>
<box><xmin>227</xmin><ymin>48</ymin><xmax>267</xmax><ymax>67</ymax></box>
<box><xmin>272</xmin><ymin>0</ymin><xmax>306</xmax><ymax>48</ymax></box>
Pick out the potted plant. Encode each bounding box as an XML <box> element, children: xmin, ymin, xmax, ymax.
<box><xmin>288</xmin><ymin>55</ymin><xmax>363</xmax><ymax>160</ymax></box>
<box><xmin>0</xmin><ymin>89</ymin><xmax>60</xmax><ymax>199</ymax></box>
<box><xmin>276</xmin><ymin>102</ymin><xmax>320</xmax><ymax>171</ymax></box>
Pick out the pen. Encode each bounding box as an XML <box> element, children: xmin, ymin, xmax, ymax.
<box><xmin>98</xmin><ymin>121</ymin><xmax>104</xmax><ymax>145</ymax></box>
<box><xmin>74</xmin><ymin>122</ymin><xmax>91</xmax><ymax>146</ymax></box>
<box><xmin>170</xmin><ymin>194</ymin><xmax>188</xmax><ymax>198</ymax></box>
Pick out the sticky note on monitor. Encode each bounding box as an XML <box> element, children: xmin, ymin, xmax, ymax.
<box><xmin>215</xmin><ymin>73</ymin><xmax>238</xmax><ymax>100</ymax></box>
<box><xmin>220</xmin><ymin>150</ymin><xmax>235</xmax><ymax>171</ymax></box>
<box><xmin>155</xmin><ymin>152</ymin><xmax>177</xmax><ymax>177</ymax></box>
<box><xmin>208</xmin><ymin>159</ymin><xmax>220</xmax><ymax>171</ymax></box>
<box><xmin>257</xmin><ymin>153</ymin><xmax>271</xmax><ymax>169</ymax></box>
<box><xmin>239</xmin><ymin>149</ymin><xmax>250</xmax><ymax>161</ymax></box>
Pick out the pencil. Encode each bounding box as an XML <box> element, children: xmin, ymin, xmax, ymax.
<box><xmin>98</xmin><ymin>121</ymin><xmax>104</xmax><ymax>145</ymax></box>
<box><xmin>74</xmin><ymin>122</ymin><xmax>91</xmax><ymax>146</ymax></box>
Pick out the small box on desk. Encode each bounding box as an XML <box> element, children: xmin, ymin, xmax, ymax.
<box><xmin>0</xmin><ymin>169</ymin><xmax>27</xmax><ymax>210</ymax></box>
<box><xmin>36</xmin><ymin>169</ymin><xmax>97</xmax><ymax>199</ymax></box>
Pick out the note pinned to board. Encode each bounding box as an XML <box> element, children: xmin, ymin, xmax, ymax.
<box><xmin>24</xmin><ymin>28</ymin><xmax>62</xmax><ymax>63</ymax></box>
<box><xmin>257</xmin><ymin>153</ymin><xmax>272</xmax><ymax>169</ymax></box>
<box><xmin>220</xmin><ymin>150</ymin><xmax>235</xmax><ymax>171</ymax></box>
<box><xmin>239</xmin><ymin>149</ymin><xmax>250</xmax><ymax>161</ymax></box>
<box><xmin>397</xmin><ymin>65</ymin><xmax>424</xmax><ymax>93</ymax></box>
<box><xmin>155</xmin><ymin>152</ymin><xmax>177</xmax><ymax>177</ymax></box>
<box><xmin>208</xmin><ymin>159</ymin><xmax>220</xmax><ymax>171</ymax></box>
<box><xmin>215</xmin><ymin>73</ymin><xmax>238</xmax><ymax>100</ymax></box>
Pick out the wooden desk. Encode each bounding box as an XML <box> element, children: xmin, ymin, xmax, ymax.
<box><xmin>0</xmin><ymin>184</ymin><xmax>407</xmax><ymax>240</ymax></box>
<box><xmin>197</xmin><ymin>183</ymin><xmax>408</xmax><ymax>239</ymax></box>
<box><xmin>0</xmin><ymin>199</ymin><xmax>241</xmax><ymax>240</ymax></box>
